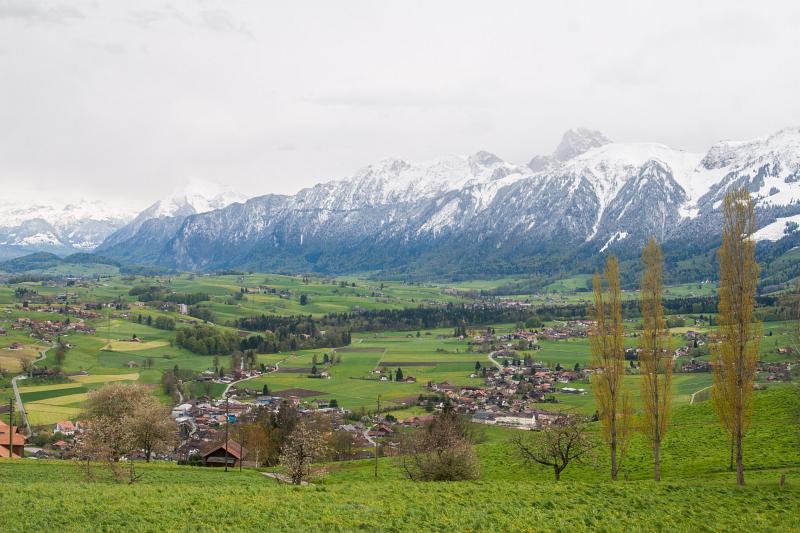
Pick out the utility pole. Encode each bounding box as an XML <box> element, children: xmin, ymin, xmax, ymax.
<box><xmin>8</xmin><ymin>398</ymin><xmax>14</xmax><ymax>458</ymax></box>
<box><xmin>224</xmin><ymin>398</ymin><xmax>230</xmax><ymax>472</ymax></box>
<box><xmin>374</xmin><ymin>394</ymin><xmax>381</xmax><ymax>478</ymax></box>
<box><xmin>239</xmin><ymin>425</ymin><xmax>244</xmax><ymax>473</ymax></box>
<box><xmin>106</xmin><ymin>305</ymin><xmax>111</xmax><ymax>349</ymax></box>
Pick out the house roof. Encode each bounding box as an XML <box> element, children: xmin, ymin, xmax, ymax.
<box><xmin>0</xmin><ymin>421</ymin><xmax>26</xmax><ymax>446</ymax></box>
<box><xmin>0</xmin><ymin>446</ymin><xmax>22</xmax><ymax>459</ymax></box>
<box><xmin>202</xmin><ymin>440</ymin><xmax>247</xmax><ymax>460</ymax></box>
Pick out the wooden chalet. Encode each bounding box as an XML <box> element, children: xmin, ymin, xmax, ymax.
<box><xmin>201</xmin><ymin>441</ymin><xmax>247</xmax><ymax>468</ymax></box>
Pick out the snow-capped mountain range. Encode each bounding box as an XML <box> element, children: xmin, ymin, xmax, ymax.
<box><xmin>0</xmin><ymin>181</ymin><xmax>246</xmax><ymax>260</ymax></box>
<box><xmin>0</xmin><ymin>200</ymin><xmax>134</xmax><ymax>258</ymax></box>
<box><xmin>97</xmin><ymin>181</ymin><xmax>246</xmax><ymax>252</ymax></box>
<box><xmin>4</xmin><ymin>126</ymin><xmax>800</xmax><ymax>276</ymax></box>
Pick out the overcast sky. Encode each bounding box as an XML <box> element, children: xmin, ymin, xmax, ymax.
<box><xmin>2</xmin><ymin>0</ymin><xmax>800</xmax><ymax>210</ymax></box>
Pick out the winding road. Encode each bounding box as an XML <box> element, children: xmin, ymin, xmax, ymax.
<box><xmin>11</xmin><ymin>347</ymin><xmax>49</xmax><ymax>437</ymax></box>
<box><xmin>222</xmin><ymin>358</ymin><xmax>284</xmax><ymax>398</ymax></box>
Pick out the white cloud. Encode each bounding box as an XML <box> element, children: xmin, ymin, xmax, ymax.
<box><xmin>0</xmin><ymin>0</ymin><xmax>83</xmax><ymax>24</ymax></box>
<box><xmin>0</xmin><ymin>0</ymin><xmax>799</xmax><ymax>208</ymax></box>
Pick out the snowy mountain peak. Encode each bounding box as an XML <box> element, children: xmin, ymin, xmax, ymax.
<box><xmin>553</xmin><ymin>128</ymin><xmax>612</xmax><ymax>161</ymax></box>
<box><xmin>94</xmin><ymin>125</ymin><xmax>800</xmax><ymax>275</ymax></box>
<box><xmin>95</xmin><ymin>180</ymin><xmax>247</xmax><ymax>252</ymax></box>
<box><xmin>0</xmin><ymin>199</ymin><xmax>133</xmax><ymax>254</ymax></box>
<box><xmin>468</xmin><ymin>150</ymin><xmax>503</xmax><ymax>168</ymax></box>
<box><xmin>527</xmin><ymin>128</ymin><xmax>612</xmax><ymax>172</ymax></box>
<box><xmin>698</xmin><ymin>127</ymin><xmax>800</xmax><ymax>210</ymax></box>
<box><xmin>296</xmin><ymin>153</ymin><xmax>533</xmax><ymax>211</ymax></box>
<box><xmin>153</xmin><ymin>179</ymin><xmax>247</xmax><ymax>218</ymax></box>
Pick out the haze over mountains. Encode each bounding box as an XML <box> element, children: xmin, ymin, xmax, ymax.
<box><xmin>3</xmin><ymin>127</ymin><xmax>800</xmax><ymax>278</ymax></box>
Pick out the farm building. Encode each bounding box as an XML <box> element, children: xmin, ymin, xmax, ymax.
<box><xmin>54</xmin><ymin>420</ymin><xmax>76</xmax><ymax>436</ymax></box>
<box><xmin>0</xmin><ymin>421</ymin><xmax>26</xmax><ymax>458</ymax></box>
<box><xmin>201</xmin><ymin>441</ymin><xmax>247</xmax><ymax>468</ymax></box>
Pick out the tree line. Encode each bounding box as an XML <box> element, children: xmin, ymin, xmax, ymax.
<box><xmin>576</xmin><ymin>188</ymin><xmax>764</xmax><ymax>486</ymax></box>
<box><xmin>128</xmin><ymin>285</ymin><xmax>210</xmax><ymax>305</ymax></box>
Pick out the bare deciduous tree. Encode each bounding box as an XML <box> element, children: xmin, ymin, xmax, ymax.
<box><xmin>639</xmin><ymin>238</ymin><xmax>672</xmax><ymax>481</ymax></box>
<box><xmin>331</xmin><ymin>430</ymin><xmax>356</xmax><ymax>461</ymax></box>
<box><xmin>128</xmin><ymin>399</ymin><xmax>178</xmax><ymax>462</ymax></box>
<box><xmin>81</xmin><ymin>383</ymin><xmax>178</xmax><ymax>478</ymax></box>
<box><xmin>279</xmin><ymin>421</ymin><xmax>328</xmax><ymax>485</ymax></box>
<box><xmin>399</xmin><ymin>408</ymin><xmax>479</xmax><ymax>481</ymax></box>
<box><xmin>19</xmin><ymin>356</ymin><xmax>34</xmax><ymax>376</ymax></box>
<box><xmin>590</xmin><ymin>255</ymin><xmax>633</xmax><ymax>481</ymax></box>
<box><xmin>713</xmin><ymin>188</ymin><xmax>761</xmax><ymax>486</ymax></box>
<box><xmin>512</xmin><ymin>416</ymin><xmax>597</xmax><ymax>481</ymax></box>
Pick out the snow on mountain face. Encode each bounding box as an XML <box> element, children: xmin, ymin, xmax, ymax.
<box><xmin>97</xmin><ymin>125</ymin><xmax>800</xmax><ymax>274</ymax></box>
<box><xmin>0</xmin><ymin>199</ymin><xmax>133</xmax><ymax>252</ymax></box>
<box><xmin>553</xmin><ymin>128</ymin><xmax>613</xmax><ymax>162</ymax></box>
<box><xmin>528</xmin><ymin>128</ymin><xmax>612</xmax><ymax>171</ymax></box>
<box><xmin>559</xmin><ymin>142</ymin><xmax>702</xmax><ymax>211</ymax></box>
<box><xmin>292</xmin><ymin>152</ymin><xmax>531</xmax><ymax>211</ymax></box>
<box><xmin>752</xmin><ymin>213</ymin><xmax>800</xmax><ymax>241</ymax></box>
<box><xmin>697</xmin><ymin>127</ymin><xmax>800</xmax><ymax>211</ymax></box>
<box><xmin>98</xmin><ymin>181</ymin><xmax>247</xmax><ymax>251</ymax></box>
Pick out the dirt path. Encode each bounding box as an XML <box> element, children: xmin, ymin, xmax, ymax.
<box><xmin>690</xmin><ymin>385</ymin><xmax>712</xmax><ymax>405</ymax></box>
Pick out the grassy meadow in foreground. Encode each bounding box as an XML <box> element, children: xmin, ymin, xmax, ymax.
<box><xmin>1</xmin><ymin>386</ymin><xmax>798</xmax><ymax>532</ymax></box>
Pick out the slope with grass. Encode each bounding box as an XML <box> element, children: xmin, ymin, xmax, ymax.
<box><xmin>0</xmin><ymin>387</ymin><xmax>797</xmax><ymax>532</ymax></box>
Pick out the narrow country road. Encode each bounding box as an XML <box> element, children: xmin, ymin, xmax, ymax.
<box><xmin>11</xmin><ymin>347</ymin><xmax>49</xmax><ymax>437</ymax></box>
<box><xmin>222</xmin><ymin>358</ymin><xmax>284</xmax><ymax>398</ymax></box>
<box><xmin>487</xmin><ymin>350</ymin><xmax>503</xmax><ymax>369</ymax></box>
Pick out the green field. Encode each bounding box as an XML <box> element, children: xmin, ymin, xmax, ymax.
<box><xmin>0</xmin><ymin>386</ymin><xmax>798</xmax><ymax>532</ymax></box>
<box><xmin>1</xmin><ymin>271</ymin><xmax>797</xmax><ymax>428</ymax></box>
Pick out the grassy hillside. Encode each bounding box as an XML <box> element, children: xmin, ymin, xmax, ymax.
<box><xmin>0</xmin><ymin>462</ymin><xmax>796</xmax><ymax>532</ymax></box>
<box><xmin>0</xmin><ymin>387</ymin><xmax>798</xmax><ymax>532</ymax></box>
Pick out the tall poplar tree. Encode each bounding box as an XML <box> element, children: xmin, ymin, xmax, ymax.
<box><xmin>639</xmin><ymin>238</ymin><xmax>671</xmax><ymax>481</ymax></box>
<box><xmin>590</xmin><ymin>255</ymin><xmax>632</xmax><ymax>481</ymax></box>
<box><xmin>712</xmin><ymin>187</ymin><xmax>761</xmax><ymax>486</ymax></box>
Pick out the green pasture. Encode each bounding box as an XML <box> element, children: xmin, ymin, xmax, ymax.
<box><xmin>0</xmin><ymin>386</ymin><xmax>797</xmax><ymax>532</ymax></box>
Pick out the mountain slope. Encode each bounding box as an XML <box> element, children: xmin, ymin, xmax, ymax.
<box><xmin>97</xmin><ymin>126</ymin><xmax>800</xmax><ymax>279</ymax></box>
<box><xmin>0</xmin><ymin>200</ymin><xmax>132</xmax><ymax>260</ymax></box>
<box><xmin>97</xmin><ymin>181</ymin><xmax>246</xmax><ymax>257</ymax></box>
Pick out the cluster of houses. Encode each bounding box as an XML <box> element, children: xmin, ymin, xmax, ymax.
<box><xmin>8</xmin><ymin>316</ymin><xmax>95</xmax><ymax>341</ymax></box>
<box><xmin>534</xmin><ymin>321</ymin><xmax>592</xmax><ymax>340</ymax></box>
<box><xmin>418</xmin><ymin>359</ymin><xmax>589</xmax><ymax>430</ymax></box>
<box><xmin>30</xmin><ymin>305</ymin><xmax>100</xmax><ymax>320</ymax></box>
<box><xmin>468</xmin><ymin>322</ymin><xmax>593</xmax><ymax>352</ymax></box>
<box><xmin>759</xmin><ymin>360</ymin><xmax>798</xmax><ymax>382</ymax></box>
<box><xmin>172</xmin><ymin>394</ymin><xmax>350</xmax><ymax>466</ymax></box>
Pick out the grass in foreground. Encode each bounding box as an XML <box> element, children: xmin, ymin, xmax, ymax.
<box><xmin>0</xmin><ymin>387</ymin><xmax>798</xmax><ymax>532</ymax></box>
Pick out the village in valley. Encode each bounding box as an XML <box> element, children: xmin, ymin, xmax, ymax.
<box><xmin>4</xmin><ymin>285</ymin><xmax>796</xmax><ymax>473</ymax></box>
